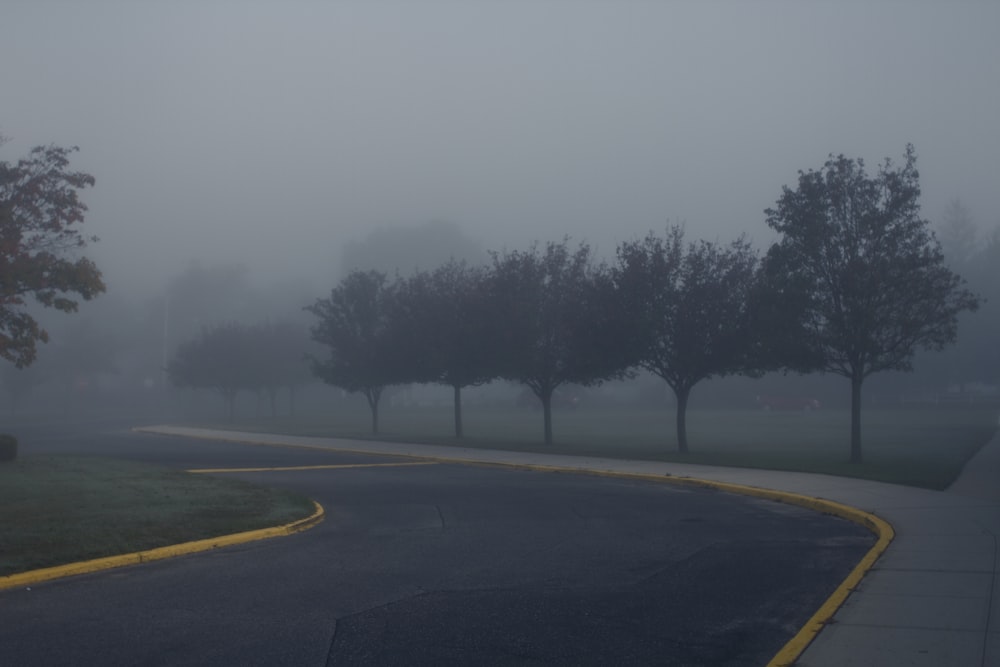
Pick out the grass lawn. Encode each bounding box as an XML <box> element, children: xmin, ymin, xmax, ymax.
<box><xmin>214</xmin><ymin>403</ymin><xmax>999</xmax><ymax>490</ymax></box>
<box><xmin>0</xmin><ymin>456</ymin><xmax>315</xmax><ymax>577</ymax></box>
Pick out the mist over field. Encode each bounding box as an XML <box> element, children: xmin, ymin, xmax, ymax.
<box><xmin>1</xmin><ymin>1</ymin><xmax>998</xmax><ymax>424</ymax></box>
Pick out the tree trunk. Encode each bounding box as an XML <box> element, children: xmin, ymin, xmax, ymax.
<box><xmin>453</xmin><ymin>384</ymin><xmax>463</xmax><ymax>438</ymax></box>
<box><xmin>675</xmin><ymin>385</ymin><xmax>690</xmax><ymax>455</ymax></box>
<box><xmin>541</xmin><ymin>390</ymin><xmax>554</xmax><ymax>445</ymax></box>
<box><xmin>850</xmin><ymin>373</ymin><xmax>863</xmax><ymax>464</ymax></box>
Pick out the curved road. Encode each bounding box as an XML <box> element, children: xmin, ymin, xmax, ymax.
<box><xmin>1</xmin><ymin>421</ymin><xmax>874</xmax><ymax>666</ymax></box>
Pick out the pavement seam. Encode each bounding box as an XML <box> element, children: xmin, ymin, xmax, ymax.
<box><xmin>186</xmin><ymin>461</ymin><xmax>438</xmax><ymax>473</ymax></box>
<box><xmin>135</xmin><ymin>426</ymin><xmax>896</xmax><ymax>667</ymax></box>
<box><xmin>135</xmin><ymin>427</ymin><xmax>414</xmax><ymax>459</ymax></box>
<box><xmin>0</xmin><ymin>500</ymin><xmax>325</xmax><ymax>592</ymax></box>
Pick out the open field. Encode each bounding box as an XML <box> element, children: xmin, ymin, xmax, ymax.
<box><xmin>0</xmin><ymin>456</ymin><xmax>315</xmax><ymax>576</ymax></box>
<box><xmin>216</xmin><ymin>404</ymin><xmax>999</xmax><ymax>490</ymax></box>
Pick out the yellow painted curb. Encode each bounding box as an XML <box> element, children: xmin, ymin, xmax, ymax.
<box><xmin>0</xmin><ymin>500</ymin><xmax>325</xmax><ymax>592</ymax></box>
<box><xmin>767</xmin><ymin>511</ymin><xmax>893</xmax><ymax>667</ymax></box>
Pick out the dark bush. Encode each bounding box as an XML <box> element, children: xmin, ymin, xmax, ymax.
<box><xmin>0</xmin><ymin>434</ymin><xmax>17</xmax><ymax>462</ymax></box>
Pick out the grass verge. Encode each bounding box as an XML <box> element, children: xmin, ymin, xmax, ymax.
<box><xmin>0</xmin><ymin>455</ymin><xmax>315</xmax><ymax>577</ymax></box>
<box><xmin>210</xmin><ymin>404</ymin><xmax>999</xmax><ymax>490</ymax></box>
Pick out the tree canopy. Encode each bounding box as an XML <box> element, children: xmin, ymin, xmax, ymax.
<box><xmin>764</xmin><ymin>145</ymin><xmax>980</xmax><ymax>463</ymax></box>
<box><xmin>0</xmin><ymin>142</ymin><xmax>105</xmax><ymax>367</ymax></box>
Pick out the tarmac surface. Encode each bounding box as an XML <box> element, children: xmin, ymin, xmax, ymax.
<box><xmin>140</xmin><ymin>423</ymin><xmax>1000</xmax><ymax>667</ymax></box>
<box><xmin>4</xmin><ymin>418</ymin><xmax>999</xmax><ymax>665</ymax></box>
<box><xmin>2</xmin><ymin>422</ymin><xmax>867</xmax><ymax>667</ymax></box>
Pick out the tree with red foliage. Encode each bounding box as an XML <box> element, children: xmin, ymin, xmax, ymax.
<box><xmin>0</xmin><ymin>139</ymin><xmax>105</xmax><ymax>367</ymax></box>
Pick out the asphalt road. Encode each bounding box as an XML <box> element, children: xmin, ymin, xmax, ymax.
<box><xmin>1</xmin><ymin>419</ymin><xmax>875</xmax><ymax>666</ymax></box>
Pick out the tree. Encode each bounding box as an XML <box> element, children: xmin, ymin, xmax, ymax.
<box><xmin>918</xmin><ymin>203</ymin><xmax>1000</xmax><ymax>390</ymax></box>
<box><xmin>940</xmin><ymin>222</ymin><xmax>1000</xmax><ymax>388</ymax></box>
<box><xmin>615</xmin><ymin>226</ymin><xmax>760</xmax><ymax>454</ymax></box>
<box><xmin>970</xmin><ymin>227</ymin><xmax>1000</xmax><ymax>381</ymax></box>
<box><xmin>251</xmin><ymin>320</ymin><xmax>314</xmax><ymax>417</ymax></box>
<box><xmin>0</xmin><ymin>141</ymin><xmax>105</xmax><ymax>367</ymax></box>
<box><xmin>306</xmin><ymin>270</ymin><xmax>403</xmax><ymax>434</ymax></box>
<box><xmin>168</xmin><ymin>323</ymin><xmax>256</xmax><ymax>421</ymax></box>
<box><xmin>764</xmin><ymin>145</ymin><xmax>980</xmax><ymax>463</ymax></box>
<box><xmin>489</xmin><ymin>240</ymin><xmax>628</xmax><ymax>445</ymax></box>
<box><xmin>396</xmin><ymin>260</ymin><xmax>499</xmax><ymax>437</ymax></box>
<box><xmin>936</xmin><ymin>199</ymin><xmax>979</xmax><ymax>270</ymax></box>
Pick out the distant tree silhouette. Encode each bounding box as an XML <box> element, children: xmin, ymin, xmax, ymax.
<box><xmin>340</xmin><ymin>220</ymin><xmax>485</xmax><ymax>277</ymax></box>
<box><xmin>168</xmin><ymin>323</ymin><xmax>256</xmax><ymax>421</ymax></box>
<box><xmin>250</xmin><ymin>320</ymin><xmax>314</xmax><ymax>417</ymax></box>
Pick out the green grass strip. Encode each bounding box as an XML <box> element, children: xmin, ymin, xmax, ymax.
<box><xmin>0</xmin><ymin>455</ymin><xmax>316</xmax><ymax>577</ymax></box>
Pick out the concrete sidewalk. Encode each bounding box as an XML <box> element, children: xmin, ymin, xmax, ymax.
<box><xmin>141</xmin><ymin>425</ymin><xmax>1000</xmax><ymax>666</ymax></box>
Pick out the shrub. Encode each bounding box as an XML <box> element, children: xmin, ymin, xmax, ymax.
<box><xmin>0</xmin><ymin>434</ymin><xmax>17</xmax><ymax>462</ymax></box>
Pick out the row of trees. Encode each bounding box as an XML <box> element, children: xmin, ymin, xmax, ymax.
<box><xmin>304</xmin><ymin>232</ymin><xmax>763</xmax><ymax>452</ymax></box>
<box><xmin>0</xmin><ymin>136</ymin><xmax>983</xmax><ymax>467</ymax></box>
<box><xmin>167</xmin><ymin>321</ymin><xmax>312</xmax><ymax>420</ymax></box>
<box><xmin>304</xmin><ymin>146</ymin><xmax>979</xmax><ymax>463</ymax></box>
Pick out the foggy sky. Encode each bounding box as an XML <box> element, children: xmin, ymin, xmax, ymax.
<box><xmin>3</xmin><ymin>1</ymin><xmax>998</xmax><ymax>297</ymax></box>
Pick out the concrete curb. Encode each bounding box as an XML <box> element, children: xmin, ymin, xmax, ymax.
<box><xmin>0</xmin><ymin>500</ymin><xmax>325</xmax><ymax>592</ymax></box>
<box><xmin>137</xmin><ymin>426</ymin><xmax>895</xmax><ymax>666</ymax></box>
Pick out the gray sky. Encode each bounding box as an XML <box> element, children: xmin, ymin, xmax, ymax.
<box><xmin>3</xmin><ymin>1</ymin><xmax>998</xmax><ymax>296</ymax></box>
